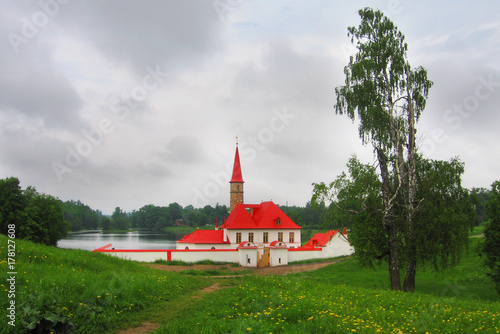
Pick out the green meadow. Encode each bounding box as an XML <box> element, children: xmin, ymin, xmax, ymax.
<box><xmin>0</xmin><ymin>235</ymin><xmax>208</xmax><ymax>333</ymax></box>
<box><xmin>1</xmin><ymin>236</ymin><xmax>499</xmax><ymax>333</ymax></box>
<box><xmin>156</xmin><ymin>241</ymin><xmax>499</xmax><ymax>334</ymax></box>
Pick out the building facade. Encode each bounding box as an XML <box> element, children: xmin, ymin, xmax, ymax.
<box><xmin>177</xmin><ymin>144</ymin><xmax>302</xmax><ymax>250</ymax></box>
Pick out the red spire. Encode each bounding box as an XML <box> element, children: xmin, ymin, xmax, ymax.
<box><xmin>230</xmin><ymin>145</ymin><xmax>244</xmax><ymax>183</ymax></box>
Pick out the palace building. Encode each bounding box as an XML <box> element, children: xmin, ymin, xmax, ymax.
<box><xmin>177</xmin><ymin>143</ymin><xmax>302</xmax><ymax>250</ymax></box>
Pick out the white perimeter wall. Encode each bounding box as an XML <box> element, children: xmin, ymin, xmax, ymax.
<box><xmin>95</xmin><ymin>234</ymin><xmax>353</xmax><ymax>265</ymax></box>
<box><xmin>98</xmin><ymin>250</ymin><xmax>239</xmax><ymax>263</ymax></box>
<box><xmin>172</xmin><ymin>250</ymin><xmax>239</xmax><ymax>263</ymax></box>
<box><xmin>288</xmin><ymin>249</ymin><xmax>324</xmax><ymax>262</ymax></box>
<box><xmin>99</xmin><ymin>251</ymin><xmax>169</xmax><ymax>262</ymax></box>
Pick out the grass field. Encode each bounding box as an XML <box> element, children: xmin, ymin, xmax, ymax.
<box><xmin>1</xmin><ymin>235</ymin><xmax>498</xmax><ymax>333</ymax></box>
<box><xmin>0</xmin><ymin>235</ymin><xmax>208</xmax><ymax>334</ymax></box>
<box><xmin>154</xmin><ymin>238</ymin><xmax>499</xmax><ymax>334</ymax></box>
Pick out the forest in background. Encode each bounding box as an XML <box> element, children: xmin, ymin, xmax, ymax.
<box><xmin>24</xmin><ymin>179</ymin><xmax>496</xmax><ymax>233</ymax></box>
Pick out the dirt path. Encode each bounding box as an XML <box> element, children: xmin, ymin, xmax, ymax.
<box><xmin>117</xmin><ymin>282</ymin><xmax>227</xmax><ymax>334</ymax></box>
<box><xmin>146</xmin><ymin>259</ymin><xmax>343</xmax><ymax>276</ymax></box>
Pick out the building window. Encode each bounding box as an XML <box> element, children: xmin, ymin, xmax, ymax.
<box><xmin>289</xmin><ymin>232</ymin><xmax>295</xmax><ymax>243</ymax></box>
<box><xmin>278</xmin><ymin>232</ymin><xmax>283</xmax><ymax>242</ymax></box>
<box><xmin>236</xmin><ymin>233</ymin><xmax>242</xmax><ymax>243</ymax></box>
<box><xmin>276</xmin><ymin>218</ymin><xmax>281</xmax><ymax>226</ymax></box>
<box><xmin>263</xmin><ymin>232</ymin><xmax>269</xmax><ymax>243</ymax></box>
<box><xmin>249</xmin><ymin>232</ymin><xmax>254</xmax><ymax>243</ymax></box>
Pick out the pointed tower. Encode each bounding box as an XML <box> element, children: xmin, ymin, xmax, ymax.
<box><xmin>230</xmin><ymin>142</ymin><xmax>244</xmax><ymax>212</ymax></box>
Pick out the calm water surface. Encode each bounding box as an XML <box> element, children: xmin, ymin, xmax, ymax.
<box><xmin>57</xmin><ymin>231</ymin><xmax>180</xmax><ymax>251</ymax></box>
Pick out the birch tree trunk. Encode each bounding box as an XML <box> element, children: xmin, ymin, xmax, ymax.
<box><xmin>377</xmin><ymin>148</ymin><xmax>401</xmax><ymax>291</ymax></box>
<box><xmin>404</xmin><ymin>100</ymin><xmax>417</xmax><ymax>292</ymax></box>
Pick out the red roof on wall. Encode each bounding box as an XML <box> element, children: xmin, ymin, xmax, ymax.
<box><xmin>220</xmin><ymin>201</ymin><xmax>302</xmax><ymax>230</ymax></box>
<box><xmin>303</xmin><ymin>230</ymin><xmax>339</xmax><ymax>247</ymax></box>
<box><xmin>230</xmin><ymin>146</ymin><xmax>244</xmax><ymax>183</ymax></box>
<box><xmin>177</xmin><ymin>229</ymin><xmax>229</xmax><ymax>244</ymax></box>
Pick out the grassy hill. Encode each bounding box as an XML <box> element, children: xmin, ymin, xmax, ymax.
<box><xmin>1</xmin><ymin>236</ymin><xmax>499</xmax><ymax>333</ymax></box>
<box><xmin>0</xmin><ymin>235</ymin><xmax>208</xmax><ymax>333</ymax></box>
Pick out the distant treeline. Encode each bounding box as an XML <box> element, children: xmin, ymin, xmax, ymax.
<box><xmin>0</xmin><ymin>176</ymin><xmax>493</xmax><ymax>246</ymax></box>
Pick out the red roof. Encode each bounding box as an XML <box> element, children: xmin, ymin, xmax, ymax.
<box><xmin>220</xmin><ymin>201</ymin><xmax>302</xmax><ymax>230</ymax></box>
<box><xmin>177</xmin><ymin>229</ymin><xmax>229</xmax><ymax>244</ymax></box>
<box><xmin>230</xmin><ymin>146</ymin><xmax>244</xmax><ymax>183</ymax></box>
<box><xmin>303</xmin><ymin>230</ymin><xmax>339</xmax><ymax>247</ymax></box>
<box><xmin>269</xmin><ymin>240</ymin><xmax>288</xmax><ymax>248</ymax></box>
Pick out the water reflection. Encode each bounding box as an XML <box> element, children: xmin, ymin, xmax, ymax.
<box><xmin>57</xmin><ymin>231</ymin><xmax>178</xmax><ymax>251</ymax></box>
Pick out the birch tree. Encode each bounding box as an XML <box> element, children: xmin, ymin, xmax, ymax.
<box><xmin>334</xmin><ymin>8</ymin><xmax>432</xmax><ymax>291</ymax></box>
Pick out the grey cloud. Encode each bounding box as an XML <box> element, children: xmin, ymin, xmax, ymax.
<box><xmin>156</xmin><ymin>135</ymin><xmax>208</xmax><ymax>165</ymax></box>
<box><xmin>56</xmin><ymin>1</ymin><xmax>223</xmax><ymax>75</ymax></box>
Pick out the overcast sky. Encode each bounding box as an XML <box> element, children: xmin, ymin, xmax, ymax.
<box><xmin>1</xmin><ymin>0</ymin><xmax>499</xmax><ymax>214</ymax></box>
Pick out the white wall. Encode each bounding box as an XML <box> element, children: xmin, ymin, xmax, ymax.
<box><xmin>95</xmin><ymin>249</ymin><xmax>239</xmax><ymax>263</ymax></box>
<box><xmin>288</xmin><ymin>249</ymin><xmax>324</xmax><ymax>262</ymax></box>
<box><xmin>98</xmin><ymin>251</ymin><xmax>168</xmax><ymax>262</ymax></box>
<box><xmin>172</xmin><ymin>250</ymin><xmax>239</xmax><ymax>263</ymax></box>
<box><xmin>238</xmin><ymin>248</ymin><xmax>258</xmax><ymax>267</ymax></box>
<box><xmin>269</xmin><ymin>248</ymin><xmax>288</xmax><ymax>266</ymax></box>
<box><xmin>322</xmin><ymin>234</ymin><xmax>354</xmax><ymax>257</ymax></box>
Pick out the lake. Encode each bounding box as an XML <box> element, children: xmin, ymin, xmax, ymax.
<box><xmin>57</xmin><ymin>231</ymin><xmax>181</xmax><ymax>251</ymax></box>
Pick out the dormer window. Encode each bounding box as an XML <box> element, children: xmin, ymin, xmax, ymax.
<box><xmin>276</xmin><ymin>218</ymin><xmax>281</xmax><ymax>226</ymax></box>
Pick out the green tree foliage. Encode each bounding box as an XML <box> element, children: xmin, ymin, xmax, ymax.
<box><xmin>485</xmin><ymin>180</ymin><xmax>500</xmax><ymax>296</ymax></box>
<box><xmin>0</xmin><ymin>177</ymin><xmax>28</xmax><ymax>235</ymax></box>
<box><xmin>313</xmin><ymin>156</ymin><xmax>386</xmax><ymax>267</ymax></box>
<box><xmin>313</xmin><ymin>156</ymin><xmax>475</xmax><ymax>290</ymax></box>
<box><xmin>280</xmin><ymin>202</ymin><xmax>331</xmax><ymax>229</ymax></box>
<box><xmin>21</xmin><ymin>190</ymin><xmax>69</xmax><ymax>246</ymax></box>
<box><xmin>62</xmin><ymin>200</ymin><xmax>99</xmax><ymax>231</ymax></box>
<box><xmin>110</xmin><ymin>207</ymin><xmax>129</xmax><ymax>231</ymax></box>
<box><xmin>130</xmin><ymin>203</ymin><xmax>231</xmax><ymax>230</ymax></box>
<box><xmin>412</xmin><ymin>158</ymin><xmax>474</xmax><ymax>270</ymax></box>
<box><xmin>101</xmin><ymin>216</ymin><xmax>111</xmax><ymax>231</ymax></box>
<box><xmin>470</xmin><ymin>187</ymin><xmax>491</xmax><ymax>226</ymax></box>
<box><xmin>1</xmin><ymin>177</ymin><xmax>68</xmax><ymax>245</ymax></box>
